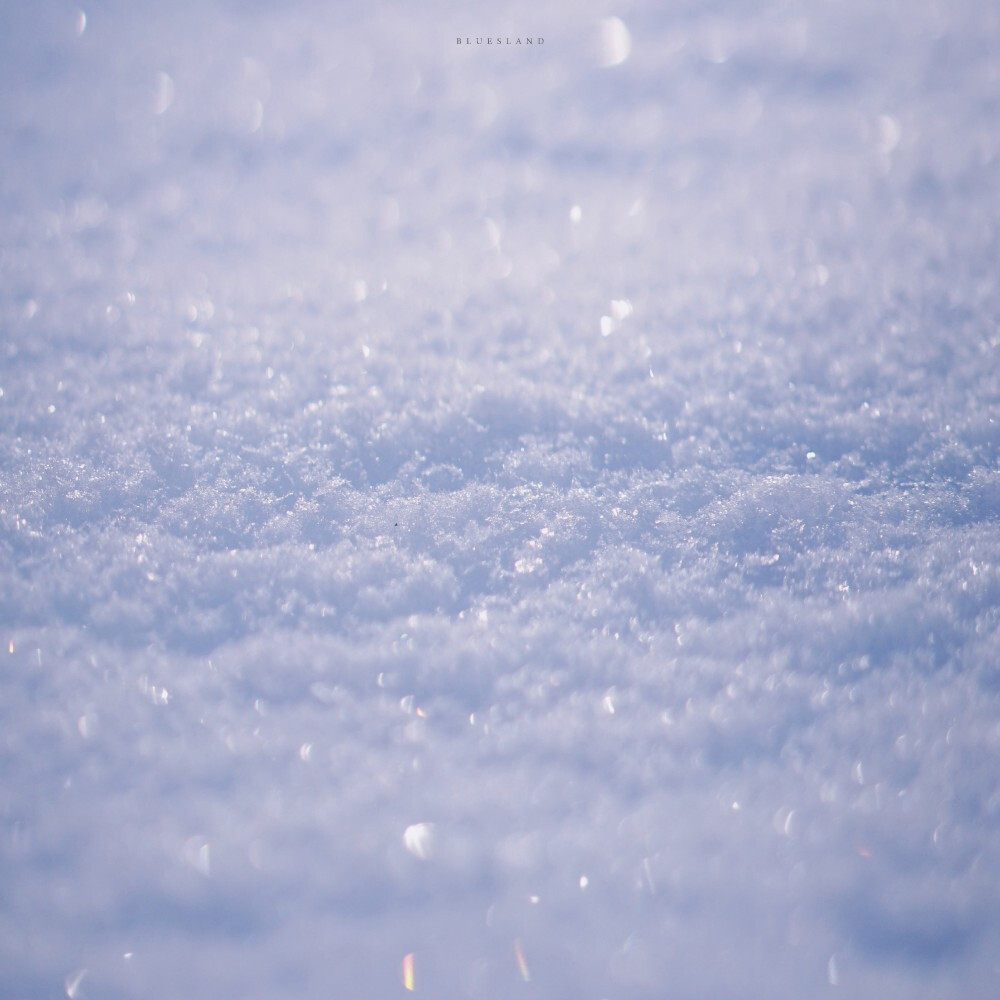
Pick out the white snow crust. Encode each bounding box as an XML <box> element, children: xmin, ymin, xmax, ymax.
<box><xmin>2</xmin><ymin>1</ymin><xmax>999</xmax><ymax>997</ymax></box>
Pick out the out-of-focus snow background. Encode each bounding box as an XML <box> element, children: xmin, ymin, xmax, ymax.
<box><xmin>2</xmin><ymin>0</ymin><xmax>999</xmax><ymax>996</ymax></box>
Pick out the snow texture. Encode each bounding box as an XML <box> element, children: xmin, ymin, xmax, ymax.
<box><xmin>2</xmin><ymin>0</ymin><xmax>999</xmax><ymax>997</ymax></box>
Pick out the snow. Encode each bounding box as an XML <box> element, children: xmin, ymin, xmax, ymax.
<box><xmin>2</xmin><ymin>0</ymin><xmax>999</xmax><ymax>997</ymax></box>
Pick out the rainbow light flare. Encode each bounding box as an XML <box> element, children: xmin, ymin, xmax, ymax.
<box><xmin>402</xmin><ymin>952</ymin><xmax>415</xmax><ymax>991</ymax></box>
<box><xmin>514</xmin><ymin>939</ymin><xmax>531</xmax><ymax>982</ymax></box>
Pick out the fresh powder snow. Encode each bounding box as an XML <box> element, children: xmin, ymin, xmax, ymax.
<box><xmin>1</xmin><ymin>1</ymin><xmax>999</xmax><ymax>997</ymax></box>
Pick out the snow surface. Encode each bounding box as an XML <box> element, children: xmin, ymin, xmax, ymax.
<box><xmin>2</xmin><ymin>0</ymin><xmax>1000</xmax><ymax>997</ymax></box>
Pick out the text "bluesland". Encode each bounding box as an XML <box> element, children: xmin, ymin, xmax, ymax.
<box><xmin>457</xmin><ymin>37</ymin><xmax>545</xmax><ymax>45</ymax></box>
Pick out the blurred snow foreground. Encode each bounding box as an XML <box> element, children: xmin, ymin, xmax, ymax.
<box><xmin>1</xmin><ymin>0</ymin><xmax>999</xmax><ymax>996</ymax></box>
